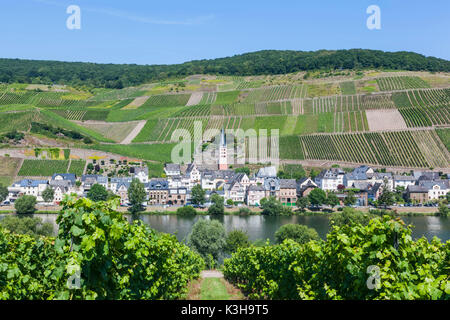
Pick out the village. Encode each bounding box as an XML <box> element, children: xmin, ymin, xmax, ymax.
<box><xmin>2</xmin><ymin>142</ymin><xmax>449</xmax><ymax>211</ymax></box>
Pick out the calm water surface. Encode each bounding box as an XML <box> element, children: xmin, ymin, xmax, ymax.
<box><xmin>1</xmin><ymin>214</ymin><xmax>449</xmax><ymax>243</ymax></box>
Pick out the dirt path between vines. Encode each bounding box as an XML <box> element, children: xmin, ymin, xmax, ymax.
<box><xmin>185</xmin><ymin>270</ymin><xmax>244</xmax><ymax>300</ymax></box>
<box><xmin>120</xmin><ymin>120</ymin><xmax>147</xmax><ymax>144</ymax></box>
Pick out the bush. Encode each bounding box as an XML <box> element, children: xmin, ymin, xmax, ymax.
<box><xmin>274</xmin><ymin>224</ymin><xmax>320</xmax><ymax>244</ymax></box>
<box><xmin>177</xmin><ymin>206</ymin><xmax>197</xmax><ymax>216</ymax></box>
<box><xmin>0</xmin><ymin>185</ymin><xmax>8</xmax><ymax>203</ymax></box>
<box><xmin>224</xmin><ymin>230</ymin><xmax>250</xmax><ymax>254</ymax></box>
<box><xmin>238</xmin><ymin>207</ymin><xmax>252</xmax><ymax>216</ymax></box>
<box><xmin>330</xmin><ymin>207</ymin><xmax>377</xmax><ymax>227</ymax></box>
<box><xmin>83</xmin><ymin>137</ymin><xmax>93</xmax><ymax>144</ymax></box>
<box><xmin>187</xmin><ymin>219</ymin><xmax>226</xmax><ymax>268</ymax></box>
<box><xmin>87</xmin><ymin>184</ymin><xmax>108</xmax><ymax>202</ymax></box>
<box><xmin>260</xmin><ymin>197</ymin><xmax>285</xmax><ymax>216</ymax></box>
<box><xmin>208</xmin><ymin>194</ymin><xmax>224</xmax><ymax>215</ymax></box>
<box><xmin>0</xmin><ymin>216</ymin><xmax>53</xmax><ymax>238</ymax></box>
<box><xmin>437</xmin><ymin>201</ymin><xmax>449</xmax><ymax>217</ymax></box>
<box><xmin>14</xmin><ymin>195</ymin><xmax>37</xmax><ymax>214</ymax></box>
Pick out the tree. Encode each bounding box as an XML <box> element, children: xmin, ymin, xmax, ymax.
<box><xmin>187</xmin><ymin>219</ymin><xmax>226</xmax><ymax>268</ymax></box>
<box><xmin>394</xmin><ymin>186</ymin><xmax>405</xmax><ymax>203</ymax></box>
<box><xmin>177</xmin><ymin>206</ymin><xmax>197</xmax><ymax>216</ymax></box>
<box><xmin>260</xmin><ymin>197</ymin><xmax>284</xmax><ymax>216</ymax></box>
<box><xmin>238</xmin><ymin>207</ymin><xmax>252</xmax><ymax>215</ymax></box>
<box><xmin>0</xmin><ymin>184</ymin><xmax>8</xmax><ymax>203</ymax></box>
<box><xmin>128</xmin><ymin>178</ymin><xmax>146</xmax><ymax>214</ymax></box>
<box><xmin>86</xmin><ymin>163</ymin><xmax>94</xmax><ymax>171</ymax></box>
<box><xmin>14</xmin><ymin>195</ymin><xmax>37</xmax><ymax>214</ymax></box>
<box><xmin>42</xmin><ymin>186</ymin><xmax>55</xmax><ymax>203</ymax></box>
<box><xmin>274</xmin><ymin>224</ymin><xmax>320</xmax><ymax>244</ymax></box>
<box><xmin>0</xmin><ymin>216</ymin><xmax>53</xmax><ymax>238</ymax></box>
<box><xmin>344</xmin><ymin>190</ymin><xmax>357</xmax><ymax>206</ymax></box>
<box><xmin>437</xmin><ymin>201</ymin><xmax>449</xmax><ymax>217</ymax></box>
<box><xmin>377</xmin><ymin>186</ymin><xmax>395</xmax><ymax>209</ymax></box>
<box><xmin>234</xmin><ymin>167</ymin><xmax>250</xmax><ymax>176</ymax></box>
<box><xmin>226</xmin><ymin>199</ymin><xmax>234</xmax><ymax>206</ymax></box>
<box><xmin>208</xmin><ymin>194</ymin><xmax>225</xmax><ymax>215</ymax></box>
<box><xmin>191</xmin><ymin>184</ymin><xmax>206</xmax><ymax>205</ymax></box>
<box><xmin>296</xmin><ymin>197</ymin><xmax>310</xmax><ymax>212</ymax></box>
<box><xmin>309</xmin><ymin>169</ymin><xmax>320</xmax><ymax>180</ymax></box>
<box><xmin>308</xmin><ymin>188</ymin><xmax>327</xmax><ymax>207</ymax></box>
<box><xmin>87</xmin><ymin>184</ymin><xmax>108</xmax><ymax>202</ymax></box>
<box><xmin>224</xmin><ymin>230</ymin><xmax>250</xmax><ymax>254</ymax></box>
<box><xmin>326</xmin><ymin>193</ymin><xmax>340</xmax><ymax>208</ymax></box>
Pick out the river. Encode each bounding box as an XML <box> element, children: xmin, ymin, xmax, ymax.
<box><xmin>1</xmin><ymin>214</ymin><xmax>449</xmax><ymax>243</ymax></box>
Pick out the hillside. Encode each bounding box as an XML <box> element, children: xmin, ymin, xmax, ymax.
<box><xmin>0</xmin><ymin>49</ymin><xmax>449</xmax><ymax>89</ymax></box>
<box><xmin>0</xmin><ymin>68</ymin><xmax>449</xmax><ymax>183</ymax></box>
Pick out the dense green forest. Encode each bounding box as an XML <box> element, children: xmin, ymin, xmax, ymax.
<box><xmin>0</xmin><ymin>49</ymin><xmax>449</xmax><ymax>88</ymax></box>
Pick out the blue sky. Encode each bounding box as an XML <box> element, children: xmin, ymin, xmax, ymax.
<box><xmin>1</xmin><ymin>0</ymin><xmax>449</xmax><ymax>64</ymax></box>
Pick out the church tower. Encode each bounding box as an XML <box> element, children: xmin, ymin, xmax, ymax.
<box><xmin>218</xmin><ymin>128</ymin><xmax>227</xmax><ymax>170</ymax></box>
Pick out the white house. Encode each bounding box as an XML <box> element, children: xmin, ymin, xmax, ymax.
<box><xmin>201</xmin><ymin>171</ymin><xmax>217</xmax><ymax>191</ymax></box>
<box><xmin>81</xmin><ymin>175</ymin><xmax>108</xmax><ymax>191</ymax></box>
<box><xmin>49</xmin><ymin>180</ymin><xmax>78</xmax><ymax>203</ymax></box>
<box><xmin>109</xmin><ymin>177</ymin><xmax>133</xmax><ymax>194</ymax></box>
<box><xmin>133</xmin><ymin>167</ymin><xmax>149</xmax><ymax>184</ymax></box>
<box><xmin>224</xmin><ymin>178</ymin><xmax>246</xmax><ymax>203</ymax></box>
<box><xmin>315</xmin><ymin>168</ymin><xmax>345</xmax><ymax>191</ymax></box>
<box><xmin>8</xmin><ymin>179</ymin><xmax>49</xmax><ymax>202</ymax></box>
<box><xmin>164</xmin><ymin>163</ymin><xmax>181</xmax><ymax>176</ymax></box>
<box><xmin>393</xmin><ymin>175</ymin><xmax>417</xmax><ymax>189</ymax></box>
<box><xmin>418</xmin><ymin>180</ymin><xmax>450</xmax><ymax>201</ymax></box>
<box><xmin>186</xmin><ymin>163</ymin><xmax>201</xmax><ymax>183</ymax></box>
<box><xmin>246</xmin><ymin>184</ymin><xmax>265</xmax><ymax>206</ymax></box>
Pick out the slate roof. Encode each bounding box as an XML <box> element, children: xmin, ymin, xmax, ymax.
<box><xmin>49</xmin><ymin>180</ymin><xmax>71</xmax><ymax>188</ymax></box>
<box><xmin>248</xmin><ymin>184</ymin><xmax>265</xmax><ymax>192</ymax></box>
<box><xmin>346</xmin><ymin>166</ymin><xmax>371</xmax><ymax>180</ymax></box>
<box><xmin>264</xmin><ymin>177</ymin><xmax>280</xmax><ymax>191</ymax></box>
<box><xmin>116</xmin><ymin>182</ymin><xmax>130</xmax><ymax>190</ymax></box>
<box><xmin>81</xmin><ymin>175</ymin><xmax>107</xmax><ymax>184</ymax></box>
<box><xmin>51</xmin><ymin>173</ymin><xmax>76</xmax><ymax>183</ymax></box>
<box><xmin>407</xmin><ymin>185</ymin><xmax>428</xmax><ymax>193</ymax></box>
<box><xmin>413</xmin><ymin>171</ymin><xmax>440</xmax><ymax>180</ymax></box>
<box><xmin>418</xmin><ymin>180</ymin><xmax>449</xmax><ymax>190</ymax></box>
<box><xmin>186</xmin><ymin>163</ymin><xmax>198</xmax><ymax>174</ymax></box>
<box><xmin>17</xmin><ymin>179</ymin><xmax>48</xmax><ymax>188</ymax></box>
<box><xmin>367</xmin><ymin>182</ymin><xmax>383</xmax><ymax>195</ymax></box>
<box><xmin>280</xmin><ymin>179</ymin><xmax>297</xmax><ymax>189</ymax></box>
<box><xmin>394</xmin><ymin>175</ymin><xmax>417</xmax><ymax>181</ymax></box>
<box><xmin>134</xmin><ymin>167</ymin><xmax>148</xmax><ymax>175</ymax></box>
<box><xmin>201</xmin><ymin>169</ymin><xmax>235</xmax><ymax>180</ymax></box>
<box><xmin>148</xmin><ymin>178</ymin><xmax>169</xmax><ymax>190</ymax></box>
<box><xmin>316</xmin><ymin>168</ymin><xmax>345</xmax><ymax>180</ymax></box>
<box><xmin>165</xmin><ymin>163</ymin><xmax>181</xmax><ymax>172</ymax></box>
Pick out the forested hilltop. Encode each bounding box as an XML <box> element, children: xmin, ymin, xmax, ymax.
<box><xmin>1</xmin><ymin>49</ymin><xmax>449</xmax><ymax>89</ymax></box>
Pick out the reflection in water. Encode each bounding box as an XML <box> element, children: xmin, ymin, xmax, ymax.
<box><xmin>1</xmin><ymin>214</ymin><xmax>449</xmax><ymax>243</ymax></box>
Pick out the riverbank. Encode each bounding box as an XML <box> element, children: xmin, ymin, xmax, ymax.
<box><xmin>0</xmin><ymin>205</ymin><xmax>440</xmax><ymax>216</ymax></box>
